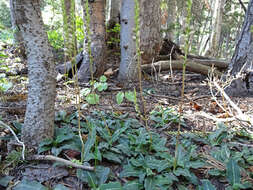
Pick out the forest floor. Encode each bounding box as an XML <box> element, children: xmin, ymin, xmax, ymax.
<box><xmin>0</xmin><ymin>44</ymin><xmax>253</xmax><ymax>190</ymax></box>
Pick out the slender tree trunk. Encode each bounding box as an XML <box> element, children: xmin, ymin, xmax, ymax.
<box><xmin>229</xmin><ymin>0</ymin><xmax>253</xmax><ymax>75</ymax></box>
<box><xmin>9</xmin><ymin>0</ymin><xmax>26</xmax><ymax>62</ymax></box>
<box><xmin>78</xmin><ymin>0</ymin><xmax>106</xmax><ymax>82</ymax></box>
<box><xmin>139</xmin><ymin>0</ymin><xmax>162</xmax><ymax>64</ymax></box>
<box><xmin>118</xmin><ymin>0</ymin><xmax>137</xmax><ymax>81</ymax></box>
<box><xmin>164</xmin><ymin>0</ymin><xmax>176</xmax><ymax>40</ymax></box>
<box><xmin>205</xmin><ymin>0</ymin><xmax>225</xmax><ymax>57</ymax></box>
<box><xmin>12</xmin><ymin>0</ymin><xmax>56</xmax><ymax>148</ymax></box>
<box><xmin>61</xmin><ymin>0</ymin><xmax>77</xmax><ymax>62</ymax></box>
<box><xmin>118</xmin><ymin>0</ymin><xmax>162</xmax><ymax>81</ymax></box>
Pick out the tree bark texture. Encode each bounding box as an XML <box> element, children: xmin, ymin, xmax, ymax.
<box><xmin>9</xmin><ymin>0</ymin><xmax>26</xmax><ymax>62</ymax></box>
<box><xmin>224</xmin><ymin>0</ymin><xmax>253</xmax><ymax>96</ymax></box>
<box><xmin>61</xmin><ymin>0</ymin><xmax>77</xmax><ymax>62</ymax></box>
<box><xmin>78</xmin><ymin>0</ymin><xmax>106</xmax><ymax>82</ymax></box>
<box><xmin>206</xmin><ymin>0</ymin><xmax>225</xmax><ymax>57</ymax></box>
<box><xmin>12</xmin><ymin>0</ymin><xmax>56</xmax><ymax>148</ymax></box>
<box><xmin>107</xmin><ymin>0</ymin><xmax>121</xmax><ymax>27</ymax></box>
<box><xmin>139</xmin><ymin>0</ymin><xmax>162</xmax><ymax>64</ymax></box>
<box><xmin>229</xmin><ymin>0</ymin><xmax>253</xmax><ymax>75</ymax></box>
<box><xmin>118</xmin><ymin>0</ymin><xmax>137</xmax><ymax>81</ymax></box>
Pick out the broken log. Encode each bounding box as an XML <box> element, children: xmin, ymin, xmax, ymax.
<box><xmin>156</xmin><ymin>56</ymin><xmax>228</xmax><ymax>70</ymax></box>
<box><xmin>141</xmin><ymin>60</ymin><xmax>223</xmax><ymax>77</ymax></box>
<box><xmin>55</xmin><ymin>51</ymin><xmax>83</xmax><ymax>77</ymax></box>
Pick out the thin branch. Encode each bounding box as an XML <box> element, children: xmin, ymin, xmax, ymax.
<box><xmin>0</xmin><ymin>120</ymin><xmax>25</xmax><ymax>160</ymax></box>
<box><xmin>238</xmin><ymin>0</ymin><xmax>247</xmax><ymax>13</ymax></box>
<box><xmin>28</xmin><ymin>155</ymin><xmax>94</xmax><ymax>171</ymax></box>
<box><xmin>213</xmin><ymin>81</ymin><xmax>253</xmax><ymax>125</ymax></box>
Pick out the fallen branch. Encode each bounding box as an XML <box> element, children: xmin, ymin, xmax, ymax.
<box><xmin>142</xmin><ymin>60</ymin><xmax>223</xmax><ymax>77</ymax></box>
<box><xmin>213</xmin><ymin>81</ymin><xmax>253</xmax><ymax>126</ymax></box>
<box><xmin>156</xmin><ymin>56</ymin><xmax>228</xmax><ymax>70</ymax></box>
<box><xmin>28</xmin><ymin>155</ymin><xmax>94</xmax><ymax>171</ymax></box>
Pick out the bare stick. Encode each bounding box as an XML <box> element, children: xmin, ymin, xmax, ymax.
<box><xmin>0</xmin><ymin>120</ymin><xmax>25</xmax><ymax>160</ymax></box>
<box><xmin>28</xmin><ymin>155</ymin><xmax>94</xmax><ymax>171</ymax></box>
<box><xmin>213</xmin><ymin>81</ymin><xmax>253</xmax><ymax>125</ymax></box>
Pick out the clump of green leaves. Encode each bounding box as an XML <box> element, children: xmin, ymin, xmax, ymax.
<box><xmin>38</xmin><ymin>126</ymin><xmax>81</xmax><ymax>156</ymax></box>
<box><xmin>0</xmin><ymin>73</ymin><xmax>12</xmax><ymax>92</ymax></box>
<box><xmin>150</xmin><ymin>106</ymin><xmax>183</xmax><ymax>128</ymax></box>
<box><xmin>47</xmin><ymin>29</ymin><xmax>64</xmax><ymax>50</ymax></box>
<box><xmin>80</xmin><ymin>75</ymin><xmax>108</xmax><ymax>105</ymax></box>
<box><xmin>106</xmin><ymin>23</ymin><xmax>120</xmax><ymax>48</ymax></box>
<box><xmin>37</xmin><ymin>110</ymin><xmax>253</xmax><ymax>189</ymax></box>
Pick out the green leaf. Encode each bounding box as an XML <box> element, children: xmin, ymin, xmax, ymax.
<box><xmin>155</xmin><ymin>174</ymin><xmax>178</xmax><ymax>186</ymax></box>
<box><xmin>95</xmin><ymin>82</ymin><xmax>108</xmax><ymax>92</ymax></box>
<box><xmin>99</xmin><ymin>182</ymin><xmax>122</xmax><ymax>190</ymax></box>
<box><xmin>0</xmin><ymin>81</ymin><xmax>12</xmax><ymax>92</ymax></box>
<box><xmin>81</xmin><ymin>88</ymin><xmax>91</xmax><ymax>96</ymax></box>
<box><xmin>208</xmin><ymin>169</ymin><xmax>223</xmax><ymax>176</ymax></box>
<box><xmin>87</xmin><ymin>171</ymin><xmax>97</xmax><ymax>189</ymax></box>
<box><xmin>145</xmin><ymin>156</ymin><xmax>169</xmax><ymax>172</ymax></box>
<box><xmin>53</xmin><ymin>184</ymin><xmax>70</xmax><ymax>190</ymax></box>
<box><xmin>95</xmin><ymin>166</ymin><xmax>110</xmax><ymax>185</ymax></box>
<box><xmin>13</xmin><ymin>179</ymin><xmax>48</xmax><ymax>190</ymax></box>
<box><xmin>208</xmin><ymin>124</ymin><xmax>227</xmax><ymax>145</ymax></box>
<box><xmin>123</xmin><ymin>181</ymin><xmax>141</xmax><ymax>190</ymax></box>
<box><xmin>84</xmin><ymin>127</ymin><xmax>97</xmax><ymax>161</ymax></box>
<box><xmin>174</xmin><ymin>168</ymin><xmax>191</xmax><ymax>177</ymax></box>
<box><xmin>55</xmin><ymin>133</ymin><xmax>74</xmax><ymax>144</ymax></box>
<box><xmin>116</xmin><ymin>92</ymin><xmax>124</xmax><ymax>105</ymax></box>
<box><xmin>86</xmin><ymin>93</ymin><xmax>100</xmax><ymax>104</ymax></box>
<box><xmin>0</xmin><ymin>52</ymin><xmax>8</xmax><ymax>58</ymax></box>
<box><xmin>125</xmin><ymin>91</ymin><xmax>135</xmax><ymax>102</ymax></box>
<box><xmin>0</xmin><ymin>176</ymin><xmax>14</xmax><ymax>187</ymax></box>
<box><xmin>100</xmin><ymin>75</ymin><xmax>107</xmax><ymax>82</ymax></box>
<box><xmin>120</xmin><ymin>165</ymin><xmax>141</xmax><ymax>178</ymax></box>
<box><xmin>226</xmin><ymin>158</ymin><xmax>241</xmax><ymax>186</ymax></box>
<box><xmin>110</xmin><ymin>126</ymin><xmax>128</xmax><ymax>144</ymax></box>
<box><xmin>187</xmin><ymin>160</ymin><xmax>205</xmax><ymax>169</ymax></box>
<box><xmin>175</xmin><ymin>144</ymin><xmax>187</xmax><ymax>167</ymax></box>
<box><xmin>144</xmin><ymin>177</ymin><xmax>155</xmax><ymax>190</ymax></box>
<box><xmin>103</xmin><ymin>152</ymin><xmax>122</xmax><ymax>163</ymax></box>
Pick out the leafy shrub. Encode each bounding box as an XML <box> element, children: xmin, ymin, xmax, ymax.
<box><xmin>47</xmin><ymin>29</ymin><xmax>64</xmax><ymax>50</ymax></box>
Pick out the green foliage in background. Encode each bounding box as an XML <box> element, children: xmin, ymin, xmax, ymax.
<box><xmin>47</xmin><ymin>29</ymin><xmax>64</xmax><ymax>50</ymax></box>
<box><xmin>0</xmin><ymin>1</ymin><xmax>11</xmax><ymax>28</ymax></box>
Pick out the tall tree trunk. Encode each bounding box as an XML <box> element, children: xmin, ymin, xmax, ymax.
<box><xmin>163</xmin><ymin>0</ymin><xmax>176</xmax><ymax>40</ymax></box>
<box><xmin>139</xmin><ymin>0</ymin><xmax>162</xmax><ymax>64</ymax></box>
<box><xmin>225</xmin><ymin>0</ymin><xmax>253</xmax><ymax>96</ymax></box>
<box><xmin>229</xmin><ymin>0</ymin><xmax>253</xmax><ymax>75</ymax></box>
<box><xmin>78</xmin><ymin>0</ymin><xmax>106</xmax><ymax>82</ymax></box>
<box><xmin>118</xmin><ymin>0</ymin><xmax>137</xmax><ymax>81</ymax></box>
<box><xmin>118</xmin><ymin>0</ymin><xmax>162</xmax><ymax>81</ymax></box>
<box><xmin>9</xmin><ymin>0</ymin><xmax>26</xmax><ymax>62</ymax></box>
<box><xmin>12</xmin><ymin>0</ymin><xmax>56</xmax><ymax>148</ymax></box>
<box><xmin>205</xmin><ymin>0</ymin><xmax>225</xmax><ymax>57</ymax></box>
<box><xmin>61</xmin><ymin>0</ymin><xmax>77</xmax><ymax>62</ymax></box>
